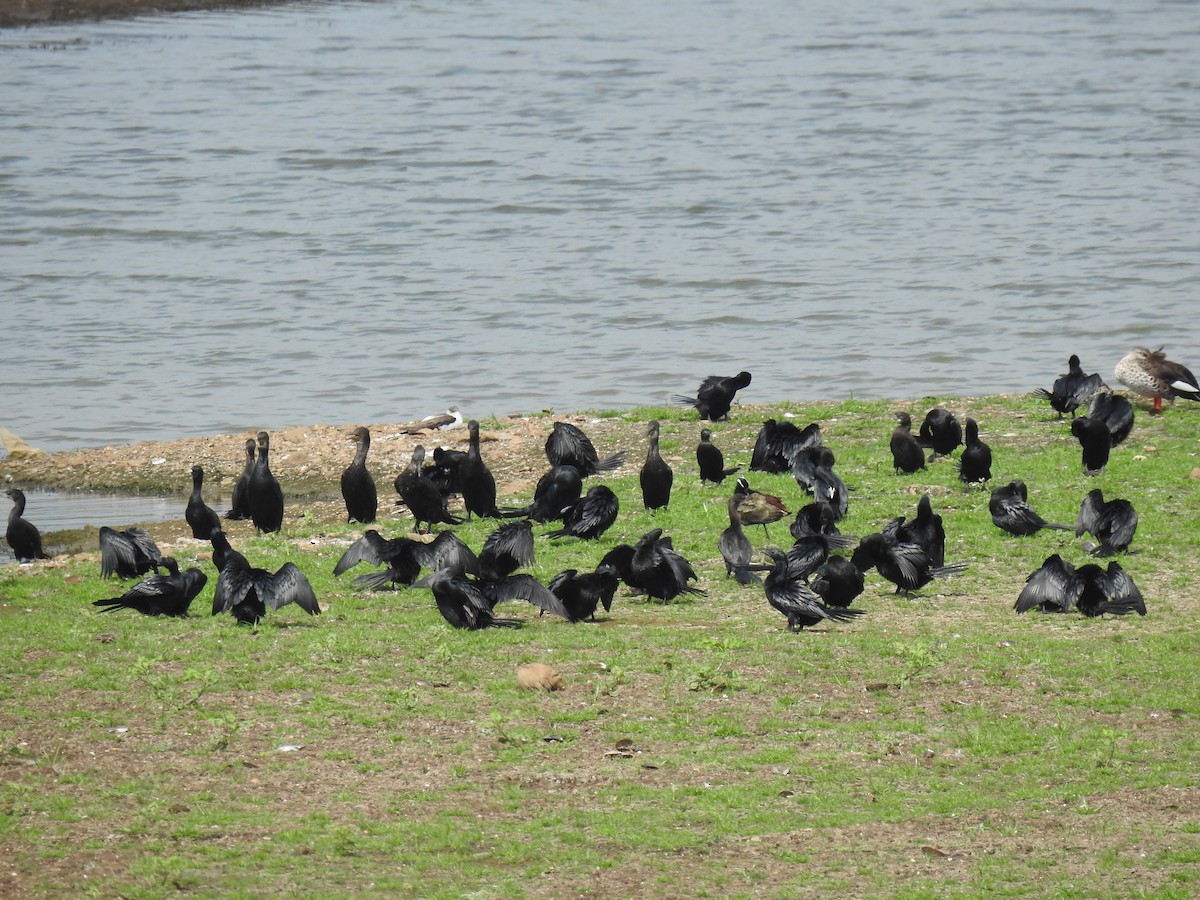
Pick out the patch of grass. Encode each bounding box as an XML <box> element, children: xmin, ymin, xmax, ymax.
<box><xmin>2</xmin><ymin>395</ymin><xmax>1199</xmax><ymax>896</ymax></box>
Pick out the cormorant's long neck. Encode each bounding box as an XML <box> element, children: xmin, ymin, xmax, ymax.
<box><xmin>354</xmin><ymin>440</ymin><xmax>370</xmax><ymax>467</ymax></box>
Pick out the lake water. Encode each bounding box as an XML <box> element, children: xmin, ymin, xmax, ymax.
<box><xmin>2</xmin><ymin>0</ymin><xmax>1198</xmax><ymax>456</ymax></box>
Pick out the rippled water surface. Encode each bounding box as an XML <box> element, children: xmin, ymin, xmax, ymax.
<box><xmin>2</xmin><ymin>0</ymin><xmax>1198</xmax><ymax>453</ymax></box>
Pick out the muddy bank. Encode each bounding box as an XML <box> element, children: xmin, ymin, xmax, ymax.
<box><xmin>0</xmin><ymin>412</ymin><xmax>645</xmax><ymax>501</ymax></box>
<box><xmin>0</xmin><ymin>0</ymin><xmax>307</xmax><ymax>29</ymax></box>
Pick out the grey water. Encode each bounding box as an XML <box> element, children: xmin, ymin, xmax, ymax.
<box><xmin>1</xmin><ymin>0</ymin><xmax>1198</xmax><ymax>458</ymax></box>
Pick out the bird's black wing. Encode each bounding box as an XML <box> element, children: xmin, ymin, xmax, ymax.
<box><xmin>258</xmin><ymin>563</ymin><xmax>320</xmax><ymax>615</ymax></box>
<box><xmin>486</xmin><ymin>574</ymin><xmax>571</xmax><ymax>620</ymax></box>
<box><xmin>1014</xmin><ymin>556</ymin><xmax>1079</xmax><ymax>613</ymax></box>
<box><xmin>333</xmin><ymin>529</ymin><xmax>390</xmax><ymax>575</ymax></box>
<box><xmin>99</xmin><ymin>527</ymin><xmax>138</xmax><ymax>578</ymax></box>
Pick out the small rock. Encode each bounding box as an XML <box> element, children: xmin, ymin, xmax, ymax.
<box><xmin>517</xmin><ymin>663</ymin><xmax>563</xmax><ymax>692</ymax></box>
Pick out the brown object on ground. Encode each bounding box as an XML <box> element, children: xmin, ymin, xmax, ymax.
<box><xmin>516</xmin><ymin>663</ymin><xmax>563</xmax><ymax>692</ymax></box>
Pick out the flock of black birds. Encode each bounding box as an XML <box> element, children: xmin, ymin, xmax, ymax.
<box><xmin>5</xmin><ymin>346</ymin><xmax>1198</xmax><ymax>630</ymax></box>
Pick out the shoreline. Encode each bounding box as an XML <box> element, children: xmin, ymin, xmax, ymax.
<box><xmin>0</xmin><ymin>0</ymin><xmax>308</xmax><ymax>29</ymax></box>
<box><xmin>0</xmin><ymin>393</ymin><xmax>1054</xmax><ymax>498</ymax></box>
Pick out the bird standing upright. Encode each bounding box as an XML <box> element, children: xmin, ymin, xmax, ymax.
<box><xmin>696</xmin><ymin>428</ymin><xmax>739</xmax><ymax>484</ymax></box>
<box><xmin>640</xmin><ymin>419</ymin><xmax>673</xmax><ymax>512</ymax></box>
<box><xmin>394</xmin><ymin>445</ymin><xmax>464</xmax><ymax>533</ymax></box>
<box><xmin>958</xmin><ymin>418</ymin><xmax>992</xmax><ymax>485</ymax></box>
<box><xmin>459</xmin><ymin>420</ymin><xmax>500</xmax><ymax>519</ymax></box>
<box><xmin>889</xmin><ymin>412</ymin><xmax>926</xmax><ymax>474</ymax></box>
<box><xmin>247</xmin><ymin>431</ymin><xmax>284</xmax><ymax>534</ymax></box>
<box><xmin>717</xmin><ymin>494</ymin><xmax>758</xmax><ymax>584</ymax></box>
<box><xmin>340</xmin><ymin>426</ymin><xmax>378</xmax><ymax>524</ymax></box>
<box><xmin>185</xmin><ymin>465</ymin><xmax>223</xmax><ymax>540</ymax></box>
<box><xmin>1070</xmin><ymin>416</ymin><xmax>1112</xmax><ymax>476</ymax></box>
<box><xmin>225</xmin><ymin>437</ymin><xmax>257</xmax><ymax>521</ymax></box>
<box><xmin>5</xmin><ymin>488</ymin><xmax>48</xmax><ymax>562</ymax></box>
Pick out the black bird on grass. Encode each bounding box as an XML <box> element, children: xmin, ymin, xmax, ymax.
<box><xmin>760</xmin><ymin>547</ymin><xmax>866</xmax><ymax>630</ymax></box>
<box><xmin>212</xmin><ymin>553</ymin><xmax>319</xmax><ymax>625</ymax></box>
<box><xmin>809</xmin><ymin>556</ymin><xmax>866</xmax><ymax>609</ymax></box>
<box><xmin>341</xmin><ymin>426</ymin><xmax>378</xmax><ymax>524</ymax></box>
<box><xmin>850</xmin><ymin>531</ymin><xmax>966</xmax><ymax>594</ymax></box>
<box><xmin>629</xmin><ymin>528</ymin><xmax>703</xmax><ymax>602</ymax></box>
<box><xmin>336</xmin><ymin>528</ymin><xmax>451</xmax><ymax>583</ymax></box>
<box><xmin>546</xmin><ymin>484</ymin><xmax>619</xmax><ymax>541</ymax></box>
<box><xmin>225</xmin><ymin>438</ymin><xmax>257</xmax><ymax>521</ymax></box>
<box><xmin>750</xmin><ymin>419</ymin><xmax>821</xmax><ymax>473</ymax></box>
<box><xmin>989</xmin><ymin>480</ymin><xmax>1072</xmax><ymax>537</ymax></box>
<box><xmin>426</xmin><ymin>446</ymin><xmax>466</xmax><ymax>499</ymax></box>
<box><xmin>1036</xmin><ymin>354</ymin><xmax>1107</xmax><ymax>418</ymax></box>
<box><xmin>99</xmin><ymin>526</ymin><xmax>164</xmax><ymax>579</ymax></box>
<box><xmin>918</xmin><ymin>408</ymin><xmax>962</xmax><ymax>457</ymax></box>
<box><xmin>789</xmin><ymin>501</ymin><xmax>841</xmax><ymax>539</ymax></box>
<box><xmin>890</xmin><ymin>412</ymin><xmax>926</xmax><ymax>474</ymax></box>
<box><xmin>459</xmin><ymin>420</ymin><xmax>501</xmax><ymax>519</ymax></box>
<box><xmin>208</xmin><ymin>527</ymin><xmax>249</xmax><ymax>574</ymax></box>
<box><xmin>545</xmin><ymin>421</ymin><xmax>624</xmax><ymax>476</ymax></box>
<box><xmin>1076</xmin><ymin>489</ymin><xmax>1138</xmax><ymax>557</ymax></box>
<box><xmin>548</xmin><ymin>565</ymin><xmax>622</xmax><ymax>622</ymax></box>
<box><xmin>5</xmin><ymin>488</ymin><xmax>47</xmax><ymax>562</ymax></box>
<box><xmin>93</xmin><ymin>557</ymin><xmax>207</xmax><ymax>617</ymax></box>
<box><xmin>425</xmin><ymin>567</ymin><xmax>522</xmax><ymax>630</ymax></box>
<box><xmin>395</xmin><ymin>445</ymin><xmax>464</xmax><ymax>533</ymax></box>
<box><xmin>958</xmin><ymin>418</ymin><xmax>992</xmax><ymax>485</ymax></box>
<box><xmin>793</xmin><ymin>447</ymin><xmax>849</xmax><ymax>521</ymax></box>
<box><xmin>672</xmin><ymin>371</ymin><xmax>752</xmax><ymax>421</ymax></box>
<box><xmin>696</xmin><ymin>429</ymin><xmax>739</xmax><ymax>484</ymax></box>
<box><xmin>501</xmin><ymin>464</ymin><xmax>582</xmax><ymax>523</ymax></box>
<box><xmin>1013</xmin><ymin>554</ymin><xmax>1080</xmax><ymax>614</ymax></box>
<box><xmin>1070</xmin><ymin>416</ymin><xmax>1112</xmax><ymax>476</ymax></box>
<box><xmin>1086</xmin><ymin>392</ymin><xmax>1134</xmax><ymax>447</ymax></box>
<box><xmin>1015</xmin><ymin>555</ymin><xmax>1145</xmax><ymax>617</ymax></box>
<box><xmin>886</xmin><ymin>494</ymin><xmax>946</xmax><ymax>568</ymax></box>
<box><xmin>640</xmin><ymin>419</ymin><xmax>673</xmax><ymax>512</ymax></box>
<box><xmin>414</xmin><ymin>524</ymin><xmax>569</xmax><ymax>623</ymax></box>
<box><xmin>247</xmin><ymin>431</ymin><xmax>284</xmax><ymax>534</ymax></box>
<box><xmin>718</xmin><ymin>494</ymin><xmax>759</xmax><ymax>584</ymax></box>
<box><xmin>345</xmin><ymin>531</ymin><xmax>478</xmax><ymax>592</ymax></box>
<box><xmin>782</xmin><ymin>531</ymin><xmax>856</xmax><ymax>583</ymax></box>
<box><xmin>1075</xmin><ymin>562</ymin><xmax>1146</xmax><ymax>617</ymax></box>
<box><xmin>185</xmin><ymin>465</ymin><xmax>223</xmax><ymax>540</ymax></box>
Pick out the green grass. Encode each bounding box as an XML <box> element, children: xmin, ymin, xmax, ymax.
<box><xmin>1</xmin><ymin>393</ymin><xmax>1198</xmax><ymax>897</ymax></box>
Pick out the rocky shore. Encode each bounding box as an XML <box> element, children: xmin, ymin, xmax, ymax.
<box><xmin>0</xmin><ymin>0</ymin><xmax>303</xmax><ymax>29</ymax></box>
